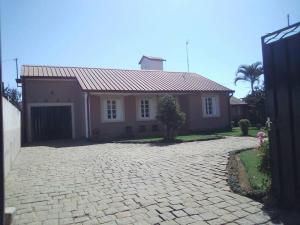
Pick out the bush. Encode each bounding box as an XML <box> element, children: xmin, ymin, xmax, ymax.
<box><xmin>239</xmin><ymin>119</ymin><xmax>251</xmax><ymax>136</ymax></box>
<box><xmin>259</xmin><ymin>141</ymin><xmax>271</xmax><ymax>174</ymax></box>
<box><xmin>157</xmin><ymin>95</ymin><xmax>186</xmax><ymax>140</ymax></box>
<box><xmin>231</xmin><ymin>121</ymin><xmax>235</xmax><ymax>128</ymax></box>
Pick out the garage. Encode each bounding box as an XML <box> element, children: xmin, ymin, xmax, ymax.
<box><xmin>30</xmin><ymin>105</ymin><xmax>73</xmax><ymax>141</ymax></box>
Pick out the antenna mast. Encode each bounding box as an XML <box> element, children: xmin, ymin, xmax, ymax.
<box><xmin>15</xmin><ymin>58</ymin><xmax>19</xmax><ymax>79</ymax></box>
<box><xmin>186</xmin><ymin>41</ymin><xmax>190</xmax><ymax>72</ymax></box>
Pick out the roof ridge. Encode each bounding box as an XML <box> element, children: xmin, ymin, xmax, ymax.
<box><xmin>21</xmin><ymin>64</ymin><xmax>196</xmax><ymax>74</ymax></box>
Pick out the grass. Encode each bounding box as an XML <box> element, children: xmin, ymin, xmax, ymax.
<box><xmin>117</xmin><ymin>134</ymin><xmax>223</xmax><ymax>144</ymax></box>
<box><xmin>239</xmin><ymin>149</ymin><xmax>271</xmax><ymax>192</ymax></box>
<box><xmin>216</xmin><ymin>127</ymin><xmax>261</xmax><ymax>137</ymax></box>
<box><xmin>117</xmin><ymin>126</ymin><xmax>262</xmax><ymax>144</ymax></box>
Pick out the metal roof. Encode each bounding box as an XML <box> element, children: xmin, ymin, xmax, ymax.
<box><xmin>21</xmin><ymin>65</ymin><xmax>233</xmax><ymax>93</ymax></box>
<box><xmin>230</xmin><ymin>96</ymin><xmax>247</xmax><ymax>105</ymax></box>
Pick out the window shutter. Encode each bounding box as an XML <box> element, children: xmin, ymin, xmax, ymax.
<box><xmin>115</xmin><ymin>98</ymin><xmax>124</xmax><ymax>121</ymax></box>
<box><xmin>102</xmin><ymin>99</ymin><xmax>107</xmax><ymax>121</ymax></box>
<box><xmin>201</xmin><ymin>97</ymin><xmax>206</xmax><ymax>117</ymax></box>
<box><xmin>213</xmin><ymin>96</ymin><xmax>220</xmax><ymax>116</ymax></box>
<box><xmin>149</xmin><ymin>97</ymin><xmax>157</xmax><ymax>120</ymax></box>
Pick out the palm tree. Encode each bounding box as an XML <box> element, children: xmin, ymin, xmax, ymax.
<box><xmin>234</xmin><ymin>62</ymin><xmax>263</xmax><ymax>93</ymax></box>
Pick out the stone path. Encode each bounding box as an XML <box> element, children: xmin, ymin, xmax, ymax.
<box><xmin>5</xmin><ymin>137</ymin><xmax>300</xmax><ymax>225</ymax></box>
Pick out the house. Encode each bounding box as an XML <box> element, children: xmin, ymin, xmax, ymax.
<box><xmin>19</xmin><ymin>56</ymin><xmax>233</xmax><ymax>142</ymax></box>
<box><xmin>230</xmin><ymin>96</ymin><xmax>248</xmax><ymax>123</ymax></box>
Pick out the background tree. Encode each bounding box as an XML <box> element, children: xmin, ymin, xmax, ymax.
<box><xmin>243</xmin><ymin>86</ymin><xmax>266</xmax><ymax>126</ymax></box>
<box><xmin>234</xmin><ymin>62</ymin><xmax>263</xmax><ymax>94</ymax></box>
<box><xmin>3</xmin><ymin>86</ymin><xmax>21</xmax><ymax>109</ymax></box>
<box><xmin>157</xmin><ymin>95</ymin><xmax>186</xmax><ymax>140</ymax></box>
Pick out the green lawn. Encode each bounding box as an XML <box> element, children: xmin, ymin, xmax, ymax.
<box><xmin>117</xmin><ymin>134</ymin><xmax>222</xmax><ymax>144</ymax></box>
<box><xmin>239</xmin><ymin>149</ymin><xmax>271</xmax><ymax>192</ymax></box>
<box><xmin>216</xmin><ymin>127</ymin><xmax>261</xmax><ymax>137</ymax></box>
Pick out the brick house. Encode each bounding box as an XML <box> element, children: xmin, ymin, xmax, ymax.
<box><xmin>230</xmin><ymin>96</ymin><xmax>248</xmax><ymax>123</ymax></box>
<box><xmin>19</xmin><ymin>56</ymin><xmax>233</xmax><ymax>142</ymax></box>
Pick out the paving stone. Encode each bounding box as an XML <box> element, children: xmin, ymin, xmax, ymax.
<box><xmin>159</xmin><ymin>212</ymin><xmax>175</xmax><ymax>221</ymax></box>
<box><xmin>5</xmin><ymin>137</ymin><xmax>296</xmax><ymax>225</ymax></box>
<box><xmin>200</xmin><ymin>212</ymin><xmax>218</xmax><ymax>221</ymax></box>
<box><xmin>172</xmin><ymin>210</ymin><xmax>187</xmax><ymax>218</ymax></box>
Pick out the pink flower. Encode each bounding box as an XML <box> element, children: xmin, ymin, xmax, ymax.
<box><xmin>257</xmin><ymin>131</ymin><xmax>266</xmax><ymax>146</ymax></box>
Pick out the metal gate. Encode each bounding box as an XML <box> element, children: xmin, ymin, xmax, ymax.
<box><xmin>31</xmin><ymin>106</ymin><xmax>72</xmax><ymax>141</ymax></box>
<box><xmin>262</xmin><ymin>22</ymin><xmax>300</xmax><ymax>208</ymax></box>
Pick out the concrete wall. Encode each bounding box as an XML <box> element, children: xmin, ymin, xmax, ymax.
<box><xmin>188</xmin><ymin>92</ymin><xmax>230</xmax><ymax>131</ymax></box>
<box><xmin>3</xmin><ymin>97</ymin><xmax>21</xmax><ymax>176</ymax></box>
<box><xmin>24</xmin><ymin>79</ymin><xmax>86</xmax><ymax>141</ymax></box>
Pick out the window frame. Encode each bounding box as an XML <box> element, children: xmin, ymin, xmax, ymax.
<box><xmin>101</xmin><ymin>97</ymin><xmax>124</xmax><ymax>123</ymax></box>
<box><xmin>202</xmin><ymin>94</ymin><xmax>220</xmax><ymax>118</ymax></box>
<box><xmin>136</xmin><ymin>96</ymin><xmax>157</xmax><ymax>121</ymax></box>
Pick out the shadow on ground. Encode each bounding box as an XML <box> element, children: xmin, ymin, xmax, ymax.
<box><xmin>22</xmin><ymin>139</ymin><xmax>97</xmax><ymax>148</ymax></box>
<box><xmin>263</xmin><ymin>206</ymin><xmax>300</xmax><ymax>225</ymax></box>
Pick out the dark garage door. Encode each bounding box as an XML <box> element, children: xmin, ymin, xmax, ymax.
<box><xmin>31</xmin><ymin>106</ymin><xmax>72</xmax><ymax>141</ymax></box>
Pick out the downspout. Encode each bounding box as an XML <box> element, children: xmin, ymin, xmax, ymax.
<box><xmin>84</xmin><ymin>92</ymin><xmax>91</xmax><ymax>139</ymax></box>
<box><xmin>87</xmin><ymin>92</ymin><xmax>91</xmax><ymax>139</ymax></box>
<box><xmin>228</xmin><ymin>92</ymin><xmax>234</xmax><ymax>129</ymax></box>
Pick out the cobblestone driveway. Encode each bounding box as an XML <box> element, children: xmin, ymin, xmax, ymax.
<box><xmin>5</xmin><ymin>137</ymin><xmax>299</xmax><ymax>225</ymax></box>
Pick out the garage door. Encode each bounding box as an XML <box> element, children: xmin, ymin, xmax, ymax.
<box><xmin>31</xmin><ymin>106</ymin><xmax>72</xmax><ymax>141</ymax></box>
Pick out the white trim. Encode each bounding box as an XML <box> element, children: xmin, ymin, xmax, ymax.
<box><xmin>88</xmin><ymin>94</ymin><xmax>91</xmax><ymax>138</ymax></box>
<box><xmin>27</xmin><ymin>102</ymin><xmax>75</xmax><ymax>142</ymax></box>
<box><xmin>23</xmin><ymin>78</ymin><xmax>76</xmax><ymax>82</ymax></box>
<box><xmin>136</xmin><ymin>96</ymin><xmax>157</xmax><ymax>121</ymax></box>
<box><xmin>100</xmin><ymin>96</ymin><xmax>125</xmax><ymax>123</ymax></box>
<box><xmin>84</xmin><ymin>93</ymin><xmax>89</xmax><ymax>138</ymax></box>
<box><xmin>201</xmin><ymin>94</ymin><xmax>220</xmax><ymax>118</ymax></box>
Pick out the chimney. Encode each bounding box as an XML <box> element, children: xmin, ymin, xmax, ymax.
<box><xmin>138</xmin><ymin>55</ymin><xmax>166</xmax><ymax>70</ymax></box>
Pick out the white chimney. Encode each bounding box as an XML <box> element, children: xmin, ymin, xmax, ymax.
<box><xmin>138</xmin><ymin>55</ymin><xmax>166</xmax><ymax>70</ymax></box>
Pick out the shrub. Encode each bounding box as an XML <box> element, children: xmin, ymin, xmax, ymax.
<box><xmin>259</xmin><ymin>141</ymin><xmax>271</xmax><ymax>174</ymax></box>
<box><xmin>157</xmin><ymin>95</ymin><xmax>186</xmax><ymax>140</ymax></box>
<box><xmin>231</xmin><ymin>121</ymin><xmax>235</xmax><ymax>128</ymax></box>
<box><xmin>239</xmin><ymin>119</ymin><xmax>251</xmax><ymax>136</ymax></box>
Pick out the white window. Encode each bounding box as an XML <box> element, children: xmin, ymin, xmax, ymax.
<box><xmin>137</xmin><ymin>97</ymin><xmax>157</xmax><ymax>120</ymax></box>
<box><xmin>106</xmin><ymin>100</ymin><xmax>117</xmax><ymax>119</ymax></box>
<box><xmin>141</xmin><ymin>99</ymin><xmax>150</xmax><ymax>118</ymax></box>
<box><xmin>202</xmin><ymin>95</ymin><xmax>220</xmax><ymax>117</ymax></box>
<box><xmin>101</xmin><ymin>97</ymin><xmax>124</xmax><ymax>122</ymax></box>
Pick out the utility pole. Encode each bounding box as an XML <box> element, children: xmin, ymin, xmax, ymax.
<box><xmin>287</xmin><ymin>14</ymin><xmax>290</xmax><ymax>26</ymax></box>
<box><xmin>186</xmin><ymin>41</ymin><xmax>190</xmax><ymax>73</ymax></box>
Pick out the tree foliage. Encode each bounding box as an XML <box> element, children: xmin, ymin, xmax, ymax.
<box><xmin>234</xmin><ymin>62</ymin><xmax>263</xmax><ymax>94</ymax></box>
<box><xmin>3</xmin><ymin>86</ymin><xmax>22</xmax><ymax>109</ymax></box>
<box><xmin>157</xmin><ymin>95</ymin><xmax>186</xmax><ymax>140</ymax></box>
<box><xmin>244</xmin><ymin>87</ymin><xmax>266</xmax><ymax>125</ymax></box>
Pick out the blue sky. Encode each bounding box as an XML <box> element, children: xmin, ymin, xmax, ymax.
<box><xmin>1</xmin><ymin>0</ymin><xmax>300</xmax><ymax>97</ymax></box>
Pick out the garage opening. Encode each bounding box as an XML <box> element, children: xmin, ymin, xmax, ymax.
<box><xmin>30</xmin><ymin>106</ymin><xmax>73</xmax><ymax>141</ymax></box>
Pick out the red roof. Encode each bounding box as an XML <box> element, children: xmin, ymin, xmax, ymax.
<box><xmin>21</xmin><ymin>65</ymin><xmax>233</xmax><ymax>93</ymax></box>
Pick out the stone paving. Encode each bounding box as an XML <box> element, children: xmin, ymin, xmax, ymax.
<box><xmin>5</xmin><ymin>137</ymin><xmax>300</xmax><ymax>225</ymax></box>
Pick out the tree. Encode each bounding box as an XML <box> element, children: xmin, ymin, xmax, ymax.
<box><xmin>244</xmin><ymin>87</ymin><xmax>266</xmax><ymax>126</ymax></box>
<box><xmin>234</xmin><ymin>62</ymin><xmax>263</xmax><ymax>94</ymax></box>
<box><xmin>3</xmin><ymin>86</ymin><xmax>21</xmax><ymax>109</ymax></box>
<box><xmin>157</xmin><ymin>95</ymin><xmax>186</xmax><ymax>140</ymax></box>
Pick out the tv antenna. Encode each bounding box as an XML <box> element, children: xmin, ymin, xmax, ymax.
<box><xmin>186</xmin><ymin>40</ymin><xmax>190</xmax><ymax>72</ymax></box>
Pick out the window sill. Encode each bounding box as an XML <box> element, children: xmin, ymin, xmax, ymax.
<box><xmin>101</xmin><ymin>119</ymin><xmax>125</xmax><ymax>123</ymax></box>
<box><xmin>136</xmin><ymin>118</ymin><xmax>156</xmax><ymax>122</ymax></box>
<box><xmin>202</xmin><ymin>115</ymin><xmax>220</xmax><ymax>118</ymax></box>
